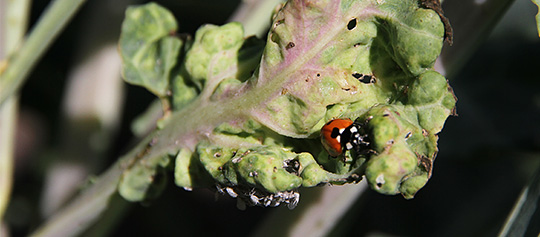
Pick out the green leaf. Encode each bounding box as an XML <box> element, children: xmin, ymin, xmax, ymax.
<box><xmin>119</xmin><ymin>3</ymin><xmax>182</xmax><ymax>97</ymax></box>
<box><xmin>360</xmin><ymin>104</ymin><xmax>442</xmax><ymax>198</ymax></box>
<box><xmin>118</xmin><ymin>154</ymin><xmax>170</xmax><ymax>202</ymax></box>
<box><xmin>171</xmin><ymin>23</ymin><xmax>264</xmax><ymax>110</ymax></box>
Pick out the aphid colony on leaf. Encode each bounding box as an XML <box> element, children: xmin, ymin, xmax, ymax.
<box><xmin>320</xmin><ymin>118</ymin><xmax>370</xmax><ymax>157</ymax></box>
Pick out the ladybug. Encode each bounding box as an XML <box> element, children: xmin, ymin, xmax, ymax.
<box><xmin>320</xmin><ymin>118</ymin><xmax>369</xmax><ymax>157</ymax></box>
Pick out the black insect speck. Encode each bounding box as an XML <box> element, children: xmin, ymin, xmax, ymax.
<box><xmin>286</xmin><ymin>42</ymin><xmax>295</xmax><ymax>49</ymax></box>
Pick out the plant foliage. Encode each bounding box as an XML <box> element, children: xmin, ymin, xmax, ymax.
<box><xmin>118</xmin><ymin>0</ymin><xmax>456</xmax><ymax>208</ymax></box>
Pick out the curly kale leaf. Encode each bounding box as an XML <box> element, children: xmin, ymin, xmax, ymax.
<box><xmin>118</xmin><ymin>0</ymin><xmax>456</xmax><ymax>206</ymax></box>
<box><xmin>119</xmin><ymin>2</ymin><xmax>182</xmax><ymax>98</ymax></box>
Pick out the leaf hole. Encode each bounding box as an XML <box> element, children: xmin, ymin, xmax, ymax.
<box><xmin>375</xmin><ymin>174</ymin><xmax>385</xmax><ymax>188</ymax></box>
<box><xmin>405</xmin><ymin>132</ymin><xmax>412</xmax><ymax>139</ymax></box>
<box><xmin>283</xmin><ymin>159</ymin><xmax>300</xmax><ymax>175</ymax></box>
<box><xmin>352</xmin><ymin>73</ymin><xmax>376</xmax><ymax>84</ymax></box>
<box><xmin>347</xmin><ymin>18</ymin><xmax>357</xmax><ymax>30</ymax></box>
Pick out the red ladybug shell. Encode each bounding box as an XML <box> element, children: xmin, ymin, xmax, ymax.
<box><xmin>320</xmin><ymin>118</ymin><xmax>353</xmax><ymax>157</ymax></box>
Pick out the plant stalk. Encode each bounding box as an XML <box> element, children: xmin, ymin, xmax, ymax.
<box><xmin>0</xmin><ymin>0</ymin><xmax>30</xmax><ymax>226</ymax></box>
<box><xmin>30</xmin><ymin>135</ymin><xmax>150</xmax><ymax>237</ymax></box>
<box><xmin>0</xmin><ymin>0</ymin><xmax>88</xmax><ymax>105</ymax></box>
<box><xmin>0</xmin><ymin>97</ymin><xmax>17</xmax><ymax>224</ymax></box>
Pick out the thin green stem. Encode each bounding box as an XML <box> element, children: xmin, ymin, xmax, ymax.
<box><xmin>30</xmin><ymin>135</ymin><xmax>151</xmax><ymax>237</ymax></box>
<box><xmin>30</xmin><ymin>161</ymin><xmax>123</xmax><ymax>237</ymax></box>
<box><xmin>0</xmin><ymin>97</ymin><xmax>17</xmax><ymax>223</ymax></box>
<box><xmin>0</xmin><ymin>0</ymin><xmax>88</xmax><ymax>105</ymax></box>
<box><xmin>0</xmin><ymin>0</ymin><xmax>30</xmax><ymax>225</ymax></box>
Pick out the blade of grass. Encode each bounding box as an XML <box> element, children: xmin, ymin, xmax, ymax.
<box><xmin>0</xmin><ymin>0</ymin><xmax>30</xmax><ymax>226</ymax></box>
<box><xmin>0</xmin><ymin>0</ymin><xmax>88</xmax><ymax>105</ymax></box>
<box><xmin>29</xmin><ymin>136</ymin><xmax>149</xmax><ymax>237</ymax></box>
<box><xmin>0</xmin><ymin>97</ymin><xmax>17</xmax><ymax>224</ymax></box>
<box><xmin>498</xmin><ymin>162</ymin><xmax>540</xmax><ymax>237</ymax></box>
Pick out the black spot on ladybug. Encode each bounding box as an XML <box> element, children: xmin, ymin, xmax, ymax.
<box><xmin>352</xmin><ymin>72</ymin><xmax>362</xmax><ymax>79</ymax></box>
<box><xmin>316</xmin><ymin>73</ymin><xmax>321</xmax><ymax>77</ymax></box>
<box><xmin>286</xmin><ymin>42</ymin><xmax>295</xmax><ymax>49</ymax></box>
<box><xmin>347</xmin><ymin>18</ymin><xmax>357</xmax><ymax>30</ymax></box>
<box><xmin>330</xmin><ymin>127</ymin><xmax>340</xmax><ymax>139</ymax></box>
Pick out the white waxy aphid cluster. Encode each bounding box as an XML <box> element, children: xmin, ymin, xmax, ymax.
<box><xmin>216</xmin><ymin>184</ymin><xmax>300</xmax><ymax>210</ymax></box>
